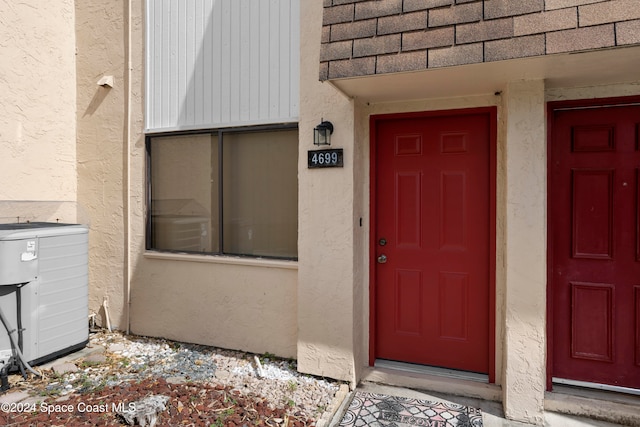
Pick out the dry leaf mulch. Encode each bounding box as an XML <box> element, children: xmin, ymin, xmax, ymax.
<box><xmin>1</xmin><ymin>376</ymin><xmax>313</xmax><ymax>427</ymax></box>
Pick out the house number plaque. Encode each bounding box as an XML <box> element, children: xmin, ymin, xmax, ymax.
<box><xmin>308</xmin><ymin>149</ymin><xmax>343</xmax><ymax>168</ymax></box>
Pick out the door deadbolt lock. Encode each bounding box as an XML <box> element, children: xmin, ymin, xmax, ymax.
<box><xmin>377</xmin><ymin>254</ymin><xmax>387</xmax><ymax>264</ymax></box>
<box><xmin>379</xmin><ymin>238</ymin><xmax>387</xmax><ymax>246</ymax></box>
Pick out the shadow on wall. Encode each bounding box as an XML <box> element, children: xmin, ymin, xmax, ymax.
<box><xmin>0</xmin><ymin>201</ymin><xmax>89</xmax><ymax>225</ymax></box>
<box><xmin>83</xmin><ymin>84</ymin><xmax>112</xmax><ymax>118</ymax></box>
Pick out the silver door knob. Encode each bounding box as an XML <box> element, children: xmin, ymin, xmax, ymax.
<box><xmin>377</xmin><ymin>254</ymin><xmax>387</xmax><ymax>264</ymax></box>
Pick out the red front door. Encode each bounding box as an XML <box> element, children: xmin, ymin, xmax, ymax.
<box><xmin>550</xmin><ymin>102</ymin><xmax>640</xmax><ymax>389</ymax></box>
<box><xmin>373</xmin><ymin>110</ymin><xmax>493</xmax><ymax>374</ymax></box>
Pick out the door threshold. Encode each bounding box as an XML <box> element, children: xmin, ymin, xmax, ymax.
<box><xmin>552</xmin><ymin>377</ymin><xmax>640</xmax><ymax>397</ymax></box>
<box><xmin>375</xmin><ymin>359</ymin><xmax>489</xmax><ymax>383</ymax></box>
<box><xmin>546</xmin><ymin>380</ymin><xmax>640</xmax><ymax>425</ymax></box>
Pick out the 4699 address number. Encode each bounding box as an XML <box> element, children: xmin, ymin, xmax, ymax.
<box><xmin>308</xmin><ymin>149</ymin><xmax>343</xmax><ymax>168</ymax></box>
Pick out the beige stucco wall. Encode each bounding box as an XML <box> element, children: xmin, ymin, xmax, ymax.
<box><xmin>546</xmin><ymin>81</ymin><xmax>640</xmax><ymax>102</ymax></box>
<box><xmin>75</xmin><ymin>0</ymin><xmax>130</xmax><ymax>329</ymax></box>
<box><xmin>0</xmin><ymin>1</ymin><xmax>77</xmax><ymax>222</ymax></box>
<box><xmin>297</xmin><ymin>0</ymin><xmax>361</xmax><ymax>384</ymax></box>
<box><xmin>351</xmin><ymin>98</ymin><xmax>369</xmax><ymax>385</ymax></box>
<box><xmin>502</xmin><ymin>80</ymin><xmax>547</xmax><ymax>424</ymax></box>
<box><xmin>131</xmin><ymin>256</ymin><xmax>298</xmax><ymax>356</ymax></box>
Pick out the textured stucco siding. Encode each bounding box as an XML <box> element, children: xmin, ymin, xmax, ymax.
<box><xmin>297</xmin><ymin>0</ymin><xmax>360</xmax><ymax>384</ymax></box>
<box><xmin>0</xmin><ymin>1</ymin><xmax>77</xmax><ymax>214</ymax></box>
<box><xmin>131</xmin><ymin>256</ymin><xmax>299</xmax><ymax>358</ymax></box>
<box><xmin>75</xmin><ymin>0</ymin><xmax>129</xmax><ymax>329</ymax></box>
<box><xmin>502</xmin><ymin>80</ymin><xmax>547</xmax><ymax>425</ymax></box>
<box><xmin>320</xmin><ymin>0</ymin><xmax>640</xmax><ymax>79</ymax></box>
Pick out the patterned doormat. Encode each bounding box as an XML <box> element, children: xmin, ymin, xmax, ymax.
<box><xmin>338</xmin><ymin>391</ymin><xmax>483</xmax><ymax>427</ymax></box>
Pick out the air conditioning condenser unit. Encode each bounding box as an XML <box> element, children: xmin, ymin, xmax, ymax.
<box><xmin>0</xmin><ymin>223</ymin><xmax>89</xmax><ymax>372</ymax></box>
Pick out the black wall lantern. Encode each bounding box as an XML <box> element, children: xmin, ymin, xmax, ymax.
<box><xmin>314</xmin><ymin>120</ymin><xmax>334</xmax><ymax>146</ymax></box>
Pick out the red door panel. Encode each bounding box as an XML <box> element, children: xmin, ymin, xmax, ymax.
<box><xmin>374</xmin><ymin>112</ymin><xmax>491</xmax><ymax>374</ymax></box>
<box><xmin>570</xmin><ymin>282</ymin><xmax>614</xmax><ymax>362</ymax></box>
<box><xmin>550</xmin><ymin>104</ymin><xmax>640</xmax><ymax>389</ymax></box>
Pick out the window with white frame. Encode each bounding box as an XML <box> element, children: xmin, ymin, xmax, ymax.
<box><xmin>147</xmin><ymin>126</ymin><xmax>298</xmax><ymax>259</ymax></box>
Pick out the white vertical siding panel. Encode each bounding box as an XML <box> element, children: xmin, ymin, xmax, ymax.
<box><xmin>159</xmin><ymin>0</ymin><xmax>168</xmax><ymax>127</ymax></box>
<box><xmin>170</xmin><ymin>0</ymin><xmax>182</xmax><ymax>127</ymax></box>
<box><xmin>146</xmin><ymin>0</ymin><xmax>153</xmax><ymax>126</ymax></box>
<box><xmin>155</xmin><ymin>0</ymin><xmax>171</xmax><ymax>124</ymax></box>
<box><xmin>249</xmin><ymin>6</ymin><xmax>262</xmax><ymax>120</ymax></box>
<box><xmin>258</xmin><ymin>0</ymin><xmax>270</xmax><ymax>121</ymax></box>
<box><xmin>220</xmin><ymin>0</ymin><xmax>231</xmax><ymax>124</ymax></box>
<box><xmin>175</xmin><ymin>3</ymin><xmax>183</xmax><ymax>126</ymax></box>
<box><xmin>146</xmin><ymin>0</ymin><xmax>299</xmax><ymax>132</ymax></box>
<box><xmin>279</xmin><ymin>0</ymin><xmax>291</xmax><ymax>120</ymax></box>
<box><xmin>211</xmin><ymin>0</ymin><xmax>222</xmax><ymax>125</ymax></box>
<box><xmin>239</xmin><ymin>0</ymin><xmax>251</xmax><ymax>122</ymax></box>
<box><xmin>202</xmin><ymin>0</ymin><xmax>213</xmax><ymax>125</ymax></box>
<box><xmin>168</xmin><ymin>0</ymin><xmax>179</xmax><ymax>128</ymax></box>
<box><xmin>193</xmin><ymin>0</ymin><xmax>204</xmax><ymax>125</ymax></box>
<box><xmin>145</xmin><ymin>2</ymin><xmax>162</xmax><ymax>128</ymax></box>
<box><xmin>289</xmin><ymin>0</ymin><xmax>300</xmax><ymax>120</ymax></box>
<box><xmin>185</xmin><ymin>3</ymin><xmax>195</xmax><ymax>125</ymax></box>
<box><xmin>186</xmin><ymin>3</ymin><xmax>194</xmax><ymax>124</ymax></box>
<box><xmin>249</xmin><ymin>3</ymin><xmax>260</xmax><ymax>121</ymax></box>
<box><xmin>269</xmin><ymin>1</ymin><xmax>280</xmax><ymax>119</ymax></box>
<box><xmin>229</xmin><ymin>0</ymin><xmax>241</xmax><ymax>123</ymax></box>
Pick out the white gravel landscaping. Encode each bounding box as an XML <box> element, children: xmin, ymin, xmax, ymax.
<box><xmin>41</xmin><ymin>331</ymin><xmax>344</xmax><ymax>421</ymax></box>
